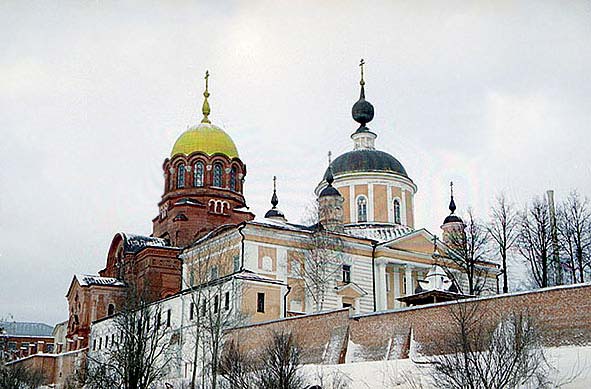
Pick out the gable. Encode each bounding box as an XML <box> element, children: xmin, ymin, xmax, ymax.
<box><xmin>385</xmin><ymin>229</ymin><xmax>437</xmax><ymax>255</ymax></box>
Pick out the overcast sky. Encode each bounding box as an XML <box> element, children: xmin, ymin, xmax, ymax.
<box><xmin>1</xmin><ymin>1</ymin><xmax>590</xmax><ymax>326</ymax></box>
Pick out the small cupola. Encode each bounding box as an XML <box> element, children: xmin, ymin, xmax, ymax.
<box><xmin>264</xmin><ymin>176</ymin><xmax>287</xmax><ymax>222</ymax></box>
<box><xmin>318</xmin><ymin>153</ymin><xmax>344</xmax><ymax>232</ymax></box>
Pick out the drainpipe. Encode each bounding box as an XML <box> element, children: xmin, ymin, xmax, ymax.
<box><xmin>371</xmin><ymin>241</ymin><xmax>378</xmax><ymax>312</ymax></box>
<box><xmin>238</xmin><ymin>223</ymin><xmax>246</xmax><ymax>271</ymax></box>
<box><xmin>283</xmin><ymin>285</ymin><xmax>292</xmax><ymax>318</ymax></box>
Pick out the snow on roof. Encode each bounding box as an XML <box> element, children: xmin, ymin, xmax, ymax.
<box><xmin>75</xmin><ymin>274</ymin><xmax>125</xmax><ymax>287</ymax></box>
<box><xmin>235</xmin><ymin>270</ymin><xmax>286</xmax><ymax>286</ymax></box>
<box><xmin>249</xmin><ymin>219</ymin><xmax>315</xmax><ymax>233</ymax></box>
<box><xmin>122</xmin><ymin>233</ymin><xmax>171</xmax><ymax>254</ymax></box>
<box><xmin>0</xmin><ymin>322</ymin><xmax>53</xmax><ymax>336</ymax></box>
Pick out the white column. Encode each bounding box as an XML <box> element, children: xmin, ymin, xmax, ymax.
<box><xmin>401</xmin><ymin>188</ymin><xmax>408</xmax><ymax>226</ymax></box>
<box><xmin>393</xmin><ymin>265</ymin><xmax>401</xmax><ymax>308</ymax></box>
<box><xmin>387</xmin><ymin>185</ymin><xmax>393</xmax><ymax>223</ymax></box>
<box><xmin>405</xmin><ymin>266</ymin><xmax>414</xmax><ymax>296</ymax></box>
<box><xmin>368</xmin><ymin>183</ymin><xmax>374</xmax><ymax>221</ymax></box>
<box><xmin>376</xmin><ymin>262</ymin><xmax>387</xmax><ymax>311</ymax></box>
<box><xmin>349</xmin><ymin>186</ymin><xmax>355</xmax><ymax>223</ymax></box>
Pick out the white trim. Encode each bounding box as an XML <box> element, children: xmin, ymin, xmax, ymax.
<box><xmin>349</xmin><ymin>185</ymin><xmax>355</xmax><ymax>223</ymax></box>
<box><xmin>401</xmin><ymin>189</ymin><xmax>407</xmax><ymax>226</ymax></box>
<box><xmin>368</xmin><ymin>183</ymin><xmax>374</xmax><ymax>221</ymax></box>
<box><xmin>355</xmin><ymin>195</ymin><xmax>369</xmax><ymax>223</ymax></box>
<box><xmin>387</xmin><ymin>185</ymin><xmax>393</xmax><ymax>223</ymax></box>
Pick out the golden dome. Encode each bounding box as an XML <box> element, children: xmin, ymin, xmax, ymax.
<box><xmin>171</xmin><ymin>123</ymin><xmax>239</xmax><ymax>158</ymax></box>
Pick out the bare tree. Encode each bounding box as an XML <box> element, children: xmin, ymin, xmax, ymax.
<box><xmin>488</xmin><ymin>194</ymin><xmax>519</xmax><ymax>293</ymax></box>
<box><xmin>444</xmin><ymin>209</ymin><xmax>492</xmax><ymax>295</ymax></box>
<box><xmin>84</xmin><ymin>285</ymin><xmax>173</xmax><ymax>389</ymax></box>
<box><xmin>558</xmin><ymin>191</ymin><xmax>591</xmax><ymax>284</ymax></box>
<box><xmin>182</xmin><ymin>231</ymin><xmax>247</xmax><ymax>389</ymax></box>
<box><xmin>218</xmin><ymin>339</ymin><xmax>255</xmax><ymax>389</ymax></box>
<box><xmin>256</xmin><ymin>330</ymin><xmax>306</xmax><ymax>389</ymax></box>
<box><xmin>0</xmin><ymin>364</ymin><xmax>45</xmax><ymax>389</ymax></box>
<box><xmin>428</xmin><ymin>303</ymin><xmax>552</xmax><ymax>389</ymax></box>
<box><xmin>292</xmin><ymin>229</ymin><xmax>346</xmax><ymax>311</ymax></box>
<box><xmin>518</xmin><ymin>198</ymin><xmax>554</xmax><ymax>288</ymax></box>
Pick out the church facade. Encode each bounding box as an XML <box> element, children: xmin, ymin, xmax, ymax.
<box><xmin>66</xmin><ymin>64</ymin><xmax>497</xmax><ymax>379</ymax></box>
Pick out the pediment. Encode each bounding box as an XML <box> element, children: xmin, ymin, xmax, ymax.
<box><xmin>383</xmin><ymin>229</ymin><xmax>447</xmax><ymax>256</ymax></box>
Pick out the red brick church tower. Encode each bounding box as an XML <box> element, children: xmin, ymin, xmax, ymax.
<box><xmin>152</xmin><ymin>71</ymin><xmax>255</xmax><ymax>247</ymax></box>
<box><xmin>65</xmin><ymin>72</ymin><xmax>255</xmax><ymax>350</ymax></box>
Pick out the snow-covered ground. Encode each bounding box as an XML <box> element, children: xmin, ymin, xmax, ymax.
<box><xmin>301</xmin><ymin>346</ymin><xmax>591</xmax><ymax>388</ymax></box>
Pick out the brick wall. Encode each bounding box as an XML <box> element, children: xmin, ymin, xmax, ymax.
<box><xmin>226</xmin><ymin>283</ymin><xmax>591</xmax><ymax>364</ymax></box>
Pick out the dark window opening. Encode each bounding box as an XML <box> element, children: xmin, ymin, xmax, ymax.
<box><xmin>166</xmin><ymin>309</ymin><xmax>171</xmax><ymax>327</ymax></box>
<box><xmin>107</xmin><ymin>303</ymin><xmax>115</xmax><ymax>316</ymax></box>
<box><xmin>214</xmin><ymin>295</ymin><xmax>219</xmax><ymax>314</ymax></box>
<box><xmin>257</xmin><ymin>292</ymin><xmax>265</xmax><ymax>313</ymax></box>
<box><xmin>342</xmin><ymin>264</ymin><xmax>351</xmax><ymax>284</ymax></box>
<box><xmin>190</xmin><ymin>302</ymin><xmax>195</xmax><ymax>320</ymax></box>
<box><xmin>224</xmin><ymin>291</ymin><xmax>230</xmax><ymax>311</ymax></box>
<box><xmin>194</xmin><ymin>162</ymin><xmax>204</xmax><ymax>187</ymax></box>
<box><xmin>177</xmin><ymin>164</ymin><xmax>186</xmax><ymax>188</ymax></box>
<box><xmin>213</xmin><ymin>163</ymin><xmax>223</xmax><ymax>187</ymax></box>
<box><xmin>230</xmin><ymin>166</ymin><xmax>237</xmax><ymax>191</ymax></box>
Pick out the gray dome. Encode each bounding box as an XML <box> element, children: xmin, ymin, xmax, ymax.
<box><xmin>323</xmin><ymin>149</ymin><xmax>408</xmax><ymax>180</ymax></box>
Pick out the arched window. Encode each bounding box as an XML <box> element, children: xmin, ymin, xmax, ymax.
<box><xmin>394</xmin><ymin>199</ymin><xmax>401</xmax><ymax>224</ymax></box>
<box><xmin>230</xmin><ymin>166</ymin><xmax>237</xmax><ymax>191</ymax></box>
<box><xmin>357</xmin><ymin>196</ymin><xmax>368</xmax><ymax>222</ymax></box>
<box><xmin>213</xmin><ymin>163</ymin><xmax>223</xmax><ymax>187</ymax></box>
<box><xmin>108</xmin><ymin>304</ymin><xmax>115</xmax><ymax>316</ymax></box>
<box><xmin>177</xmin><ymin>164</ymin><xmax>185</xmax><ymax>188</ymax></box>
<box><xmin>193</xmin><ymin>162</ymin><xmax>204</xmax><ymax>187</ymax></box>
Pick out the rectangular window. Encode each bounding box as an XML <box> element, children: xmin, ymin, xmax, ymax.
<box><xmin>8</xmin><ymin>342</ymin><xmax>16</xmax><ymax>350</ymax></box>
<box><xmin>93</xmin><ymin>340</ymin><xmax>96</xmax><ymax>351</ymax></box>
<box><xmin>342</xmin><ymin>264</ymin><xmax>351</xmax><ymax>284</ymax></box>
<box><xmin>257</xmin><ymin>292</ymin><xmax>265</xmax><ymax>313</ymax></box>
<box><xmin>190</xmin><ymin>302</ymin><xmax>195</xmax><ymax>320</ymax></box>
<box><xmin>233</xmin><ymin>255</ymin><xmax>240</xmax><ymax>272</ymax></box>
<box><xmin>202</xmin><ymin>299</ymin><xmax>207</xmax><ymax>316</ymax></box>
<box><xmin>214</xmin><ymin>295</ymin><xmax>219</xmax><ymax>314</ymax></box>
<box><xmin>210</xmin><ymin>266</ymin><xmax>218</xmax><ymax>280</ymax></box>
<box><xmin>156</xmin><ymin>313</ymin><xmax>161</xmax><ymax>330</ymax></box>
<box><xmin>166</xmin><ymin>309</ymin><xmax>171</xmax><ymax>327</ymax></box>
<box><xmin>224</xmin><ymin>291</ymin><xmax>230</xmax><ymax>311</ymax></box>
<box><xmin>104</xmin><ymin>336</ymin><xmax>108</xmax><ymax>348</ymax></box>
<box><xmin>98</xmin><ymin>339</ymin><xmax>102</xmax><ymax>350</ymax></box>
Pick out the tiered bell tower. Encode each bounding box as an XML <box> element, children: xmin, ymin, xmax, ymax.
<box><xmin>152</xmin><ymin>72</ymin><xmax>254</xmax><ymax>247</ymax></box>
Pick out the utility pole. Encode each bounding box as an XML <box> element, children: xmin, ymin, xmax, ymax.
<box><xmin>547</xmin><ymin>190</ymin><xmax>562</xmax><ymax>285</ymax></box>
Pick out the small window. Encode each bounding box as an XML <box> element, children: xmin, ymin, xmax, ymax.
<box><xmin>214</xmin><ymin>295</ymin><xmax>219</xmax><ymax>314</ymax></box>
<box><xmin>233</xmin><ymin>255</ymin><xmax>240</xmax><ymax>272</ymax></box>
<box><xmin>156</xmin><ymin>313</ymin><xmax>161</xmax><ymax>330</ymax></box>
<box><xmin>104</xmin><ymin>336</ymin><xmax>108</xmax><ymax>348</ymax></box>
<box><xmin>177</xmin><ymin>164</ymin><xmax>186</xmax><ymax>188</ymax></box>
<box><xmin>108</xmin><ymin>304</ymin><xmax>115</xmax><ymax>316</ymax></box>
<box><xmin>393</xmin><ymin>199</ymin><xmax>401</xmax><ymax>224</ymax></box>
<box><xmin>342</xmin><ymin>302</ymin><xmax>352</xmax><ymax>308</ymax></box>
<box><xmin>166</xmin><ymin>309</ymin><xmax>171</xmax><ymax>327</ymax></box>
<box><xmin>342</xmin><ymin>264</ymin><xmax>351</xmax><ymax>284</ymax></box>
<box><xmin>190</xmin><ymin>302</ymin><xmax>195</xmax><ymax>320</ymax></box>
<box><xmin>98</xmin><ymin>338</ymin><xmax>102</xmax><ymax>350</ymax></box>
<box><xmin>224</xmin><ymin>291</ymin><xmax>230</xmax><ymax>311</ymax></box>
<box><xmin>202</xmin><ymin>299</ymin><xmax>207</xmax><ymax>316</ymax></box>
<box><xmin>93</xmin><ymin>340</ymin><xmax>96</xmax><ymax>351</ymax></box>
<box><xmin>210</xmin><ymin>266</ymin><xmax>218</xmax><ymax>280</ymax></box>
<box><xmin>213</xmin><ymin>163</ymin><xmax>223</xmax><ymax>187</ymax></box>
<box><xmin>230</xmin><ymin>166</ymin><xmax>237</xmax><ymax>191</ymax></box>
<box><xmin>194</xmin><ymin>162</ymin><xmax>204</xmax><ymax>187</ymax></box>
<box><xmin>257</xmin><ymin>292</ymin><xmax>265</xmax><ymax>313</ymax></box>
<box><xmin>357</xmin><ymin>196</ymin><xmax>368</xmax><ymax>222</ymax></box>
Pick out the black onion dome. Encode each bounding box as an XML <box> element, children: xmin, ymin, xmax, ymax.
<box><xmin>265</xmin><ymin>208</ymin><xmax>285</xmax><ymax>218</ymax></box>
<box><xmin>324</xmin><ymin>149</ymin><xmax>408</xmax><ymax>180</ymax></box>
<box><xmin>319</xmin><ymin>185</ymin><xmax>342</xmax><ymax>197</ymax></box>
<box><xmin>443</xmin><ymin>214</ymin><xmax>463</xmax><ymax>224</ymax></box>
<box><xmin>352</xmin><ymin>99</ymin><xmax>374</xmax><ymax>126</ymax></box>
